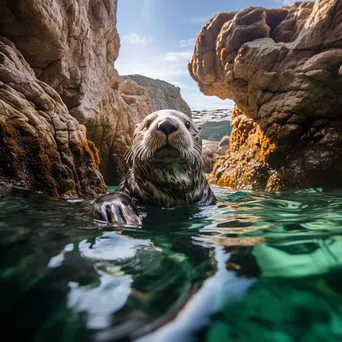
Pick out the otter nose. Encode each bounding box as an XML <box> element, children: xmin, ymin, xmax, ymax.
<box><xmin>157</xmin><ymin>118</ymin><xmax>178</xmax><ymax>136</ymax></box>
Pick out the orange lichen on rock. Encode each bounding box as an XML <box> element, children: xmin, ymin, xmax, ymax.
<box><xmin>208</xmin><ymin>106</ymin><xmax>280</xmax><ymax>190</ymax></box>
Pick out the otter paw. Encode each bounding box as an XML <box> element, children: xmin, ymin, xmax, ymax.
<box><xmin>91</xmin><ymin>193</ymin><xmax>142</xmax><ymax>226</ymax></box>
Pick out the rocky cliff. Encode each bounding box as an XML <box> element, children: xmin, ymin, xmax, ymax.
<box><xmin>0</xmin><ymin>37</ymin><xmax>106</xmax><ymax>197</ymax></box>
<box><xmin>121</xmin><ymin>75</ymin><xmax>192</xmax><ymax>116</ymax></box>
<box><xmin>189</xmin><ymin>0</ymin><xmax>342</xmax><ymax>190</ymax></box>
<box><xmin>202</xmin><ymin>136</ymin><xmax>230</xmax><ymax>173</ymax></box>
<box><xmin>192</xmin><ymin>108</ymin><xmax>232</xmax><ymax>141</ymax></box>
<box><xmin>0</xmin><ymin>0</ymin><xmax>152</xmax><ymax>186</ymax></box>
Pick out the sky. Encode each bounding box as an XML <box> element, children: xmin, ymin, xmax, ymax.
<box><xmin>115</xmin><ymin>0</ymin><xmax>299</xmax><ymax>110</ymax></box>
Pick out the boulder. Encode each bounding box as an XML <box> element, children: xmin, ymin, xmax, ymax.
<box><xmin>192</xmin><ymin>108</ymin><xmax>232</xmax><ymax>141</ymax></box>
<box><xmin>202</xmin><ymin>136</ymin><xmax>230</xmax><ymax>173</ymax></box>
<box><xmin>189</xmin><ymin>0</ymin><xmax>342</xmax><ymax>190</ymax></box>
<box><xmin>121</xmin><ymin>75</ymin><xmax>192</xmax><ymax>116</ymax></box>
<box><xmin>0</xmin><ymin>0</ymin><xmax>152</xmax><ymax>185</ymax></box>
<box><xmin>0</xmin><ymin>37</ymin><xmax>106</xmax><ymax>197</ymax></box>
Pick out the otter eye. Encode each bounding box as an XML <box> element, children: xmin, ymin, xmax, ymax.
<box><xmin>144</xmin><ymin>113</ymin><xmax>158</xmax><ymax>129</ymax></box>
<box><xmin>145</xmin><ymin>118</ymin><xmax>154</xmax><ymax>129</ymax></box>
<box><xmin>185</xmin><ymin>121</ymin><xmax>191</xmax><ymax>129</ymax></box>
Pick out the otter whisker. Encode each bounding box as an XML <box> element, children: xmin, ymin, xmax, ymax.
<box><xmin>124</xmin><ymin>148</ymin><xmax>133</xmax><ymax>164</ymax></box>
<box><xmin>134</xmin><ymin>144</ymin><xmax>146</xmax><ymax>162</ymax></box>
<box><xmin>127</xmin><ymin>110</ymin><xmax>208</xmax><ymax>197</ymax></box>
<box><xmin>92</xmin><ymin>109</ymin><xmax>216</xmax><ymax>225</ymax></box>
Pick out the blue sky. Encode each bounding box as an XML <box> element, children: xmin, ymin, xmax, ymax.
<box><xmin>116</xmin><ymin>0</ymin><xmax>295</xmax><ymax>110</ymax></box>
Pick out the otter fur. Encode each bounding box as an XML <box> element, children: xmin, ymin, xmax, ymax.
<box><xmin>91</xmin><ymin>109</ymin><xmax>216</xmax><ymax>225</ymax></box>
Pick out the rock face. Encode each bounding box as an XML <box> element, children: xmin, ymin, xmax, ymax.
<box><xmin>192</xmin><ymin>108</ymin><xmax>232</xmax><ymax>141</ymax></box>
<box><xmin>0</xmin><ymin>37</ymin><xmax>106</xmax><ymax>197</ymax></box>
<box><xmin>121</xmin><ymin>75</ymin><xmax>192</xmax><ymax>117</ymax></box>
<box><xmin>202</xmin><ymin>137</ymin><xmax>230</xmax><ymax>173</ymax></box>
<box><xmin>0</xmin><ymin>0</ymin><xmax>152</xmax><ymax>185</ymax></box>
<box><xmin>119</xmin><ymin>79</ymin><xmax>152</xmax><ymax>121</ymax></box>
<box><xmin>189</xmin><ymin>0</ymin><xmax>342</xmax><ymax>190</ymax></box>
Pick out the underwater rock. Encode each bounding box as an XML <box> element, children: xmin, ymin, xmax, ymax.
<box><xmin>0</xmin><ymin>0</ymin><xmax>152</xmax><ymax>184</ymax></box>
<box><xmin>189</xmin><ymin>0</ymin><xmax>342</xmax><ymax>190</ymax></box>
<box><xmin>0</xmin><ymin>37</ymin><xmax>106</xmax><ymax>198</ymax></box>
<box><xmin>120</xmin><ymin>75</ymin><xmax>192</xmax><ymax>116</ymax></box>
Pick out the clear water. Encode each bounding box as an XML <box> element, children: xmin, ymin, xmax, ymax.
<box><xmin>1</xmin><ymin>185</ymin><xmax>342</xmax><ymax>342</ymax></box>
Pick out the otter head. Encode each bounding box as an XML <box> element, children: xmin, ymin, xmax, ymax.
<box><xmin>126</xmin><ymin>110</ymin><xmax>202</xmax><ymax>169</ymax></box>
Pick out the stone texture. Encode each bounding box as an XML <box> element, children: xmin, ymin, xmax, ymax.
<box><xmin>192</xmin><ymin>108</ymin><xmax>232</xmax><ymax>141</ymax></box>
<box><xmin>0</xmin><ymin>37</ymin><xmax>106</xmax><ymax>198</ymax></box>
<box><xmin>202</xmin><ymin>136</ymin><xmax>230</xmax><ymax>173</ymax></box>
<box><xmin>121</xmin><ymin>75</ymin><xmax>192</xmax><ymax>116</ymax></box>
<box><xmin>0</xmin><ymin>0</ymin><xmax>152</xmax><ymax>185</ymax></box>
<box><xmin>189</xmin><ymin>0</ymin><xmax>342</xmax><ymax>190</ymax></box>
<box><xmin>119</xmin><ymin>79</ymin><xmax>152</xmax><ymax>119</ymax></box>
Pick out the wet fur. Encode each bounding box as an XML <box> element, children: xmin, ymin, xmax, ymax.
<box><xmin>92</xmin><ymin>110</ymin><xmax>216</xmax><ymax>224</ymax></box>
<box><xmin>117</xmin><ymin>110</ymin><xmax>216</xmax><ymax>207</ymax></box>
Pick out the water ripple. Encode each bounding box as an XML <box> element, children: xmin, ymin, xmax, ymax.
<box><xmin>1</xmin><ymin>185</ymin><xmax>342</xmax><ymax>341</ymax></box>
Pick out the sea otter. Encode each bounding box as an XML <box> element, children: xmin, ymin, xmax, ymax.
<box><xmin>91</xmin><ymin>109</ymin><xmax>216</xmax><ymax>225</ymax></box>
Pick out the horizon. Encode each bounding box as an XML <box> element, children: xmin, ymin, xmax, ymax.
<box><xmin>115</xmin><ymin>0</ymin><xmax>300</xmax><ymax>110</ymax></box>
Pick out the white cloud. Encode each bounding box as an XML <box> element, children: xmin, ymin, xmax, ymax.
<box><xmin>179</xmin><ymin>38</ymin><xmax>196</xmax><ymax>48</ymax></box>
<box><xmin>122</xmin><ymin>33</ymin><xmax>151</xmax><ymax>45</ymax></box>
<box><xmin>117</xmin><ymin>28</ymin><xmax>234</xmax><ymax>110</ymax></box>
<box><xmin>164</xmin><ymin>51</ymin><xmax>192</xmax><ymax>62</ymax></box>
<box><xmin>116</xmin><ymin>44</ymin><xmax>234</xmax><ymax>110</ymax></box>
<box><xmin>116</xmin><ymin>49</ymin><xmax>189</xmax><ymax>81</ymax></box>
<box><xmin>117</xmin><ymin>49</ymin><xmax>235</xmax><ymax>110</ymax></box>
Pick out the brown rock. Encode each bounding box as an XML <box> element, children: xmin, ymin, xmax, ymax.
<box><xmin>0</xmin><ymin>36</ymin><xmax>106</xmax><ymax>198</ymax></box>
<box><xmin>120</xmin><ymin>75</ymin><xmax>192</xmax><ymax>117</ymax></box>
<box><xmin>202</xmin><ymin>136</ymin><xmax>230</xmax><ymax>174</ymax></box>
<box><xmin>190</xmin><ymin>0</ymin><xmax>342</xmax><ymax>190</ymax></box>
<box><xmin>0</xmin><ymin>0</ymin><xmax>152</xmax><ymax>185</ymax></box>
<box><xmin>119</xmin><ymin>79</ymin><xmax>152</xmax><ymax>116</ymax></box>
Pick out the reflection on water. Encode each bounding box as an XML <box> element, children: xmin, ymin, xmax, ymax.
<box><xmin>61</xmin><ymin>233</ymin><xmax>154</xmax><ymax>330</ymax></box>
<box><xmin>137</xmin><ymin>247</ymin><xmax>255</xmax><ymax>342</ymax></box>
<box><xmin>1</xmin><ymin>185</ymin><xmax>342</xmax><ymax>341</ymax></box>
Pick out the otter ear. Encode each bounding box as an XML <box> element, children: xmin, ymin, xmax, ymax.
<box><xmin>134</xmin><ymin>124</ymin><xmax>139</xmax><ymax>128</ymax></box>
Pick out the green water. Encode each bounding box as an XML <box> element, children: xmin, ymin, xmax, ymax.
<box><xmin>1</xmin><ymin>185</ymin><xmax>342</xmax><ymax>342</ymax></box>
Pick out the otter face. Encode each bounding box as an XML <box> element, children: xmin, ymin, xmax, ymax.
<box><xmin>128</xmin><ymin>110</ymin><xmax>202</xmax><ymax>166</ymax></box>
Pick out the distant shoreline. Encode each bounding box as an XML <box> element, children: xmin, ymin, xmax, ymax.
<box><xmin>191</xmin><ymin>106</ymin><xmax>234</xmax><ymax>112</ymax></box>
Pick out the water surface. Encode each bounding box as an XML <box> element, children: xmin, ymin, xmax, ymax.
<box><xmin>1</xmin><ymin>185</ymin><xmax>342</xmax><ymax>341</ymax></box>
